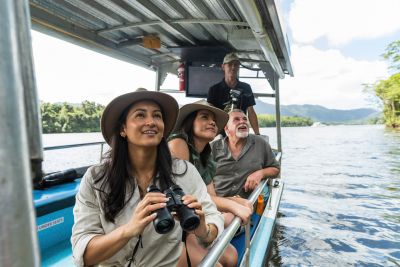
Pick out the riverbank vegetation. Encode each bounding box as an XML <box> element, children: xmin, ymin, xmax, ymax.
<box><xmin>40</xmin><ymin>101</ymin><xmax>315</xmax><ymax>133</ymax></box>
<box><xmin>41</xmin><ymin>101</ymin><xmax>104</xmax><ymax>133</ymax></box>
<box><xmin>41</xmin><ymin>100</ymin><xmax>385</xmax><ymax>133</ymax></box>
<box><xmin>258</xmin><ymin>114</ymin><xmax>313</xmax><ymax>127</ymax></box>
<box><xmin>367</xmin><ymin>40</ymin><xmax>400</xmax><ymax>128</ymax></box>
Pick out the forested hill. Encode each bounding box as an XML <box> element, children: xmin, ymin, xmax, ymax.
<box><xmin>254</xmin><ymin>100</ymin><xmax>381</xmax><ymax>123</ymax></box>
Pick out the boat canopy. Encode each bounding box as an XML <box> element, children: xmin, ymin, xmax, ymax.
<box><xmin>1</xmin><ymin>1</ymin><xmax>291</xmax><ymax>266</ymax></box>
<box><xmin>30</xmin><ymin>0</ymin><xmax>293</xmax><ymax>86</ymax></box>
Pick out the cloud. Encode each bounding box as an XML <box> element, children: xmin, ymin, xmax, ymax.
<box><xmin>289</xmin><ymin>0</ymin><xmax>400</xmax><ymax>46</ymax></box>
<box><xmin>279</xmin><ymin>45</ymin><xmax>388</xmax><ymax>109</ymax></box>
<box><xmin>32</xmin><ymin>31</ymin><xmax>155</xmax><ymax>105</ymax></box>
<box><xmin>31</xmin><ymin>31</ymin><xmax>389</xmax><ymax>110</ymax></box>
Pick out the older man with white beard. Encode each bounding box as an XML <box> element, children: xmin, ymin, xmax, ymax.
<box><xmin>210</xmin><ymin>109</ymin><xmax>280</xmax><ymax>199</ymax></box>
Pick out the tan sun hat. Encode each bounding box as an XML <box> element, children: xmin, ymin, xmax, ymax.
<box><xmin>223</xmin><ymin>52</ymin><xmax>240</xmax><ymax>64</ymax></box>
<box><xmin>173</xmin><ymin>100</ymin><xmax>228</xmax><ymax>133</ymax></box>
<box><xmin>101</xmin><ymin>88</ymin><xmax>178</xmax><ymax>145</ymax></box>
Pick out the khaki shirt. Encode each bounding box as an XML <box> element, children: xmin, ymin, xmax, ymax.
<box><xmin>211</xmin><ymin>134</ymin><xmax>280</xmax><ymax>198</ymax></box>
<box><xmin>71</xmin><ymin>159</ymin><xmax>224</xmax><ymax>267</ymax></box>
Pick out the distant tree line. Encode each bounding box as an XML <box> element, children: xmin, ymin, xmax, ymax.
<box><xmin>258</xmin><ymin>114</ymin><xmax>313</xmax><ymax>127</ymax></box>
<box><xmin>366</xmin><ymin>40</ymin><xmax>400</xmax><ymax>128</ymax></box>
<box><xmin>41</xmin><ymin>101</ymin><xmax>104</xmax><ymax>133</ymax></box>
<box><xmin>40</xmin><ymin>101</ymin><xmax>315</xmax><ymax>133</ymax></box>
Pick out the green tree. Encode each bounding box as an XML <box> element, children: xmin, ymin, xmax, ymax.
<box><xmin>40</xmin><ymin>102</ymin><xmax>62</xmax><ymax>133</ymax></box>
<box><xmin>382</xmin><ymin>40</ymin><xmax>400</xmax><ymax>72</ymax></box>
<box><xmin>373</xmin><ymin>73</ymin><xmax>400</xmax><ymax>127</ymax></box>
<box><xmin>367</xmin><ymin>40</ymin><xmax>400</xmax><ymax>128</ymax></box>
<box><xmin>258</xmin><ymin>114</ymin><xmax>313</xmax><ymax>127</ymax></box>
<box><xmin>40</xmin><ymin>101</ymin><xmax>104</xmax><ymax>133</ymax></box>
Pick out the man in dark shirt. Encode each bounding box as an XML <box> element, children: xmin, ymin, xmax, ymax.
<box><xmin>207</xmin><ymin>53</ymin><xmax>260</xmax><ymax>135</ymax></box>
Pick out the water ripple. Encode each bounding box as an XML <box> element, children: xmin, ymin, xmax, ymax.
<box><xmin>265</xmin><ymin>125</ymin><xmax>400</xmax><ymax>266</ymax></box>
<box><xmin>324</xmin><ymin>239</ymin><xmax>357</xmax><ymax>252</ymax></box>
<box><xmin>323</xmin><ymin>172</ymin><xmax>381</xmax><ymax>179</ymax></box>
<box><xmin>356</xmin><ymin>238</ymin><xmax>400</xmax><ymax>249</ymax></box>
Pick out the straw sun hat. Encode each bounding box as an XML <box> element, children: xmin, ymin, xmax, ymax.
<box><xmin>101</xmin><ymin>88</ymin><xmax>179</xmax><ymax>145</ymax></box>
<box><xmin>173</xmin><ymin>100</ymin><xmax>228</xmax><ymax>133</ymax></box>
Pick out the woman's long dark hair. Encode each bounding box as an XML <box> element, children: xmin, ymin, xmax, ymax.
<box><xmin>93</xmin><ymin>102</ymin><xmax>178</xmax><ymax>223</ymax></box>
<box><xmin>181</xmin><ymin>111</ymin><xmax>212</xmax><ymax>167</ymax></box>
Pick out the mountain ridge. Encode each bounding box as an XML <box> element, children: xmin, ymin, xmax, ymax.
<box><xmin>254</xmin><ymin>100</ymin><xmax>381</xmax><ymax>123</ymax></box>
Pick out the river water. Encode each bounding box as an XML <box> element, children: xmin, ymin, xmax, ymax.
<box><xmin>42</xmin><ymin>125</ymin><xmax>400</xmax><ymax>266</ymax></box>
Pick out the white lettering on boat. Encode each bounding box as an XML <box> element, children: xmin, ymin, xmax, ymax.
<box><xmin>37</xmin><ymin>217</ymin><xmax>64</xmax><ymax>231</ymax></box>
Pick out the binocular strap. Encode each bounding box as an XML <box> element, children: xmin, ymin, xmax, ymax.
<box><xmin>182</xmin><ymin>231</ymin><xmax>192</xmax><ymax>267</ymax></box>
<box><xmin>127</xmin><ymin>235</ymin><xmax>142</xmax><ymax>267</ymax></box>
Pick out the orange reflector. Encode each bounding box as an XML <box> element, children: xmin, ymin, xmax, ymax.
<box><xmin>256</xmin><ymin>194</ymin><xmax>265</xmax><ymax>215</ymax></box>
<box><xmin>143</xmin><ymin>35</ymin><xmax>161</xmax><ymax>49</ymax></box>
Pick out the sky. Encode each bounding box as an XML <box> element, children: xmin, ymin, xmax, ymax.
<box><xmin>32</xmin><ymin>0</ymin><xmax>400</xmax><ymax>110</ymax></box>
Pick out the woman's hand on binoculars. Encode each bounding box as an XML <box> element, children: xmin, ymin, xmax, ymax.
<box><xmin>182</xmin><ymin>195</ymin><xmax>205</xmax><ymax>219</ymax></box>
<box><xmin>123</xmin><ymin>192</ymin><xmax>168</xmax><ymax>238</ymax></box>
<box><xmin>182</xmin><ymin>195</ymin><xmax>207</xmax><ymax>235</ymax></box>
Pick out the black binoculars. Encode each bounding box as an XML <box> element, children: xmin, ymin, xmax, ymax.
<box><xmin>147</xmin><ymin>184</ymin><xmax>200</xmax><ymax>234</ymax></box>
<box><xmin>230</xmin><ymin>88</ymin><xmax>242</xmax><ymax>99</ymax></box>
<box><xmin>229</xmin><ymin>89</ymin><xmax>242</xmax><ymax>110</ymax></box>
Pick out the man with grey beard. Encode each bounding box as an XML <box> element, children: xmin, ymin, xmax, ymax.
<box><xmin>210</xmin><ymin>109</ymin><xmax>280</xmax><ymax>199</ymax></box>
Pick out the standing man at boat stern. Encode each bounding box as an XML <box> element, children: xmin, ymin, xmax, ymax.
<box><xmin>207</xmin><ymin>52</ymin><xmax>260</xmax><ymax>135</ymax></box>
<box><xmin>211</xmin><ymin>109</ymin><xmax>280</xmax><ymax>199</ymax></box>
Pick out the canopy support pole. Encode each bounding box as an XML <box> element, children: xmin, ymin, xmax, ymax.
<box><xmin>0</xmin><ymin>0</ymin><xmax>40</xmax><ymax>266</ymax></box>
<box><xmin>274</xmin><ymin>81</ymin><xmax>282</xmax><ymax>154</ymax></box>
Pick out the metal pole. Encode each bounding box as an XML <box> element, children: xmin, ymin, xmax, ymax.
<box><xmin>16</xmin><ymin>0</ymin><xmax>44</xmax><ymax>183</ymax></box>
<box><xmin>244</xmin><ymin>223</ymin><xmax>251</xmax><ymax>267</ymax></box>
<box><xmin>274</xmin><ymin>80</ymin><xmax>282</xmax><ymax>153</ymax></box>
<box><xmin>100</xmin><ymin>143</ymin><xmax>104</xmax><ymax>161</ymax></box>
<box><xmin>199</xmin><ymin>180</ymin><xmax>267</xmax><ymax>267</ymax></box>
<box><xmin>0</xmin><ymin>0</ymin><xmax>40</xmax><ymax>266</ymax></box>
<box><xmin>155</xmin><ymin>67</ymin><xmax>162</xmax><ymax>92</ymax></box>
<box><xmin>268</xmin><ymin>180</ymin><xmax>273</xmax><ymax>209</ymax></box>
<box><xmin>44</xmin><ymin>141</ymin><xmax>106</xmax><ymax>151</ymax></box>
<box><xmin>232</xmin><ymin>0</ymin><xmax>284</xmax><ymax>78</ymax></box>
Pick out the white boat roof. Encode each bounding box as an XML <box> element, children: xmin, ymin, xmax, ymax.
<box><xmin>30</xmin><ymin>0</ymin><xmax>293</xmax><ymax>79</ymax></box>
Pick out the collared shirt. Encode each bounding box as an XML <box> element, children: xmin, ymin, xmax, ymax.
<box><xmin>207</xmin><ymin>79</ymin><xmax>256</xmax><ymax>114</ymax></box>
<box><xmin>71</xmin><ymin>159</ymin><xmax>224</xmax><ymax>267</ymax></box>
<box><xmin>210</xmin><ymin>134</ymin><xmax>280</xmax><ymax>198</ymax></box>
<box><xmin>168</xmin><ymin>131</ymin><xmax>215</xmax><ymax>185</ymax></box>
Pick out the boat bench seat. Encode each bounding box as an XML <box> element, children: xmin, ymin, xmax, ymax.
<box><xmin>34</xmin><ymin>179</ymin><xmax>81</xmax><ymax>266</ymax></box>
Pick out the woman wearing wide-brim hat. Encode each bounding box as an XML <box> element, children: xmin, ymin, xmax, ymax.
<box><xmin>71</xmin><ymin>89</ymin><xmax>223</xmax><ymax>267</ymax></box>
<box><xmin>168</xmin><ymin>100</ymin><xmax>251</xmax><ymax>267</ymax></box>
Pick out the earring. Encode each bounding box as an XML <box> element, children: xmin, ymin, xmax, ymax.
<box><xmin>120</xmin><ymin>132</ymin><xmax>126</xmax><ymax>138</ymax></box>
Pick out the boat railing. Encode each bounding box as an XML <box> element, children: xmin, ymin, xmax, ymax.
<box><xmin>268</xmin><ymin>151</ymin><xmax>282</xmax><ymax>211</ymax></box>
<box><xmin>32</xmin><ymin>141</ymin><xmax>107</xmax><ymax>189</ymax></box>
<box><xmin>44</xmin><ymin>141</ymin><xmax>106</xmax><ymax>161</ymax></box>
<box><xmin>199</xmin><ymin>179</ymin><xmax>269</xmax><ymax>267</ymax></box>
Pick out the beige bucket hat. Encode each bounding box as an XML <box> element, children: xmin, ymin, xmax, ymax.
<box><xmin>223</xmin><ymin>52</ymin><xmax>240</xmax><ymax>64</ymax></box>
<box><xmin>173</xmin><ymin>100</ymin><xmax>228</xmax><ymax>134</ymax></box>
<box><xmin>101</xmin><ymin>88</ymin><xmax>178</xmax><ymax>145</ymax></box>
